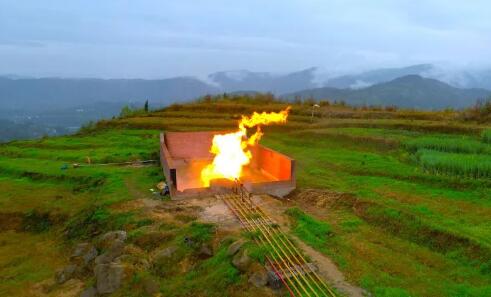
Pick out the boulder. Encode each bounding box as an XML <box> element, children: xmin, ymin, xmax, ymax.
<box><xmin>101</xmin><ymin>230</ymin><xmax>127</xmax><ymax>243</ymax></box>
<box><xmin>71</xmin><ymin>243</ymin><xmax>98</xmax><ymax>266</ymax></box>
<box><xmin>232</xmin><ymin>249</ymin><xmax>251</xmax><ymax>272</ymax></box>
<box><xmin>152</xmin><ymin>246</ymin><xmax>178</xmax><ymax>277</ymax></box>
<box><xmin>55</xmin><ymin>264</ymin><xmax>77</xmax><ymax>284</ymax></box>
<box><xmin>227</xmin><ymin>239</ymin><xmax>246</xmax><ymax>256</ymax></box>
<box><xmin>153</xmin><ymin>246</ymin><xmax>177</xmax><ymax>262</ymax></box>
<box><xmin>249</xmin><ymin>269</ymin><xmax>268</xmax><ymax>288</ymax></box>
<box><xmin>80</xmin><ymin>286</ymin><xmax>98</xmax><ymax>297</ymax></box>
<box><xmin>95</xmin><ymin>239</ymin><xmax>125</xmax><ymax>264</ymax></box>
<box><xmin>94</xmin><ymin>263</ymin><xmax>124</xmax><ymax>294</ymax></box>
<box><xmin>98</xmin><ymin>231</ymin><xmax>127</xmax><ymax>249</ymax></box>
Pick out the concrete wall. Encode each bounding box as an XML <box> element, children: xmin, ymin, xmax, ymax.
<box><xmin>251</xmin><ymin>145</ymin><xmax>293</xmax><ymax>181</ymax></box>
<box><xmin>160</xmin><ymin>131</ymin><xmax>296</xmax><ymax>199</ymax></box>
<box><xmin>164</xmin><ymin>131</ymin><xmax>215</xmax><ymax>159</ymax></box>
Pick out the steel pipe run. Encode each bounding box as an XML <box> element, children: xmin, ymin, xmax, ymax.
<box><xmin>253</xmin><ymin>202</ymin><xmax>336</xmax><ymax>296</ymax></box>
<box><xmin>221</xmin><ymin>196</ymin><xmax>297</xmax><ymax>297</ymax></box>
<box><xmin>226</xmin><ymin>195</ymin><xmax>310</xmax><ymax>296</ymax></box>
<box><xmin>233</xmin><ymin>194</ymin><xmax>336</xmax><ymax>296</ymax></box>
<box><xmin>227</xmin><ymin>194</ymin><xmax>319</xmax><ymax>297</ymax></box>
<box><xmin>220</xmin><ymin>192</ymin><xmax>337</xmax><ymax>297</ymax></box>
<box><xmin>230</xmin><ymin>194</ymin><xmax>330</xmax><ymax>296</ymax></box>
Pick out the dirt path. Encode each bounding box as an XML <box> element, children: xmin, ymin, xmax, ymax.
<box><xmin>292</xmin><ymin>236</ymin><xmax>365</xmax><ymax>297</ymax></box>
<box><xmin>253</xmin><ymin>195</ymin><xmax>366</xmax><ymax>297</ymax></box>
<box><xmin>118</xmin><ymin>180</ymin><xmax>365</xmax><ymax>296</ymax></box>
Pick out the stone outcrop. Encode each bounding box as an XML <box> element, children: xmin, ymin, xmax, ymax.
<box><xmin>227</xmin><ymin>239</ymin><xmax>246</xmax><ymax>256</ymax></box>
<box><xmin>94</xmin><ymin>263</ymin><xmax>125</xmax><ymax>294</ymax></box>
<box><xmin>232</xmin><ymin>249</ymin><xmax>251</xmax><ymax>272</ymax></box>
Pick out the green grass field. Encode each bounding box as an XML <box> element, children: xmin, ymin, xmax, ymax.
<box><xmin>1</xmin><ymin>96</ymin><xmax>490</xmax><ymax>296</ymax></box>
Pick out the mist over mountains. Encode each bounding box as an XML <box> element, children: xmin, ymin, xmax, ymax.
<box><xmin>2</xmin><ymin>63</ymin><xmax>490</xmax><ymax>112</ymax></box>
<box><xmin>285</xmin><ymin>75</ymin><xmax>490</xmax><ymax>109</ymax></box>
<box><xmin>1</xmin><ymin>63</ymin><xmax>491</xmax><ymax>142</ymax></box>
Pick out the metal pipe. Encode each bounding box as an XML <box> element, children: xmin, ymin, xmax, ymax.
<box><xmin>227</xmin><ymin>194</ymin><xmax>314</xmax><ymax>296</ymax></box>
<box><xmin>224</xmin><ymin>195</ymin><xmax>306</xmax><ymax>296</ymax></box>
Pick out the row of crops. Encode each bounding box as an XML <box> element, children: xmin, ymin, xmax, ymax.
<box><xmin>403</xmin><ymin>131</ymin><xmax>491</xmax><ymax>154</ymax></box>
<box><xmin>414</xmin><ymin>149</ymin><xmax>491</xmax><ymax>179</ymax></box>
<box><xmin>405</xmin><ymin>129</ymin><xmax>491</xmax><ymax>179</ymax></box>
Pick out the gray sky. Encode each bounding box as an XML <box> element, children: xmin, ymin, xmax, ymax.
<box><xmin>0</xmin><ymin>0</ymin><xmax>490</xmax><ymax>78</ymax></box>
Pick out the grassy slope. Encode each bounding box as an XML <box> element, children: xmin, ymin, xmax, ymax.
<box><xmin>0</xmin><ymin>99</ymin><xmax>490</xmax><ymax>296</ymax></box>
<box><xmin>0</xmin><ymin>129</ymin><xmax>163</xmax><ymax>295</ymax></box>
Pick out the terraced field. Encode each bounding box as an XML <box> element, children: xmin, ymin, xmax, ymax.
<box><xmin>1</xmin><ymin>97</ymin><xmax>490</xmax><ymax>296</ymax></box>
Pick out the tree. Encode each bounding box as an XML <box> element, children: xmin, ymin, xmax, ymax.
<box><xmin>144</xmin><ymin>100</ymin><xmax>149</xmax><ymax>112</ymax></box>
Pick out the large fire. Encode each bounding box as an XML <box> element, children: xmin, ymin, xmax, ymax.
<box><xmin>200</xmin><ymin>107</ymin><xmax>291</xmax><ymax>187</ymax></box>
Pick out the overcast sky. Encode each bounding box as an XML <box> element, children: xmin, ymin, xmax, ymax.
<box><xmin>0</xmin><ymin>0</ymin><xmax>490</xmax><ymax>78</ymax></box>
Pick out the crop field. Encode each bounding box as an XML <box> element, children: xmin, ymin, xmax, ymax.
<box><xmin>0</xmin><ymin>97</ymin><xmax>490</xmax><ymax>297</ymax></box>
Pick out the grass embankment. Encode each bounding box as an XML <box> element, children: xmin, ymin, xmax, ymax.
<box><xmin>0</xmin><ymin>125</ymin><xmax>261</xmax><ymax>296</ymax></box>
<box><xmin>262</xmin><ymin>126</ymin><xmax>491</xmax><ymax>296</ymax></box>
<box><xmin>1</xmin><ymin>95</ymin><xmax>490</xmax><ymax>296</ymax></box>
<box><xmin>0</xmin><ymin>129</ymin><xmax>163</xmax><ymax>295</ymax></box>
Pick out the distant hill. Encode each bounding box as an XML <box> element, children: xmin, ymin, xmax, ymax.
<box><xmin>0</xmin><ymin>77</ymin><xmax>219</xmax><ymax>111</ymax></box>
<box><xmin>284</xmin><ymin>75</ymin><xmax>491</xmax><ymax>109</ymax></box>
<box><xmin>208</xmin><ymin>68</ymin><xmax>317</xmax><ymax>94</ymax></box>
<box><xmin>2</xmin><ymin>66</ymin><xmax>491</xmax><ymax>114</ymax></box>
<box><xmin>323</xmin><ymin>64</ymin><xmax>433</xmax><ymax>89</ymax></box>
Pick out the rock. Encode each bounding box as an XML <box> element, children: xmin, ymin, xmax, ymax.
<box><xmin>95</xmin><ymin>239</ymin><xmax>125</xmax><ymax>264</ymax></box>
<box><xmin>94</xmin><ymin>263</ymin><xmax>124</xmax><ymax>294</ymax></box>
<box><xmin>267</xmin><ymin>271</ymin><xmax>283</xmax><ymax>289</ymax></box>
<box><xmin>71</xmin><ymin>243</ymin><xmax>98</xmax><ymax>266</ymax></box>
<box><xmin>232</xmin><ymin>249</ymin><xmax>251</xmax><ymax>272</ymax></box>
<box><xmin>198</xmin><ymin>244</ymin><xmax>213</xmax><ymax>258</ymax></box>
<box><xmin>141</xmin><ymin>276</ymin><xmax>160</xmax><ymax>295</ymax></box>
<box><xmin>80</xmin><ymin>286</ymin><xmax>98</xmax><ymax>297</ymax></box>
<box><xmin>153</xmin><ymin>246</ymin><xmax>177</xmax><ymax>261</ymax></box>
<box><xmin>55</xmin><ymin>264</ymin><xmax>77</xmax><ymax>284</ymax></box>
<box><xmin>101</xmin><ymin>230</ymin><xmax>127</xmax><ymax>243</ymax></box>
<box><xmin>249</xmin><ymin>269</ymin><xmax>268</xmax><ymax>288</ymax></box>
<box><xmin>227</xmin><ymin>239</ymin><xmax>245</xmax><ymax>256</ymax></box>
<box><xmin>152</xmin><ymin>246</ymin><xmax>178</xmax><ymax>277</ymax></box>
<box><xmin>97</xmin><ymin>231</ymin><xmax>127</xmax><ymax>249</ymax></box>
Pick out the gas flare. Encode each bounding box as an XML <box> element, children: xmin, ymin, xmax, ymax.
<box><xmin>201</xmin><ymin>107</ymin><xmax>291</xmax><ymax>187</ymax></box>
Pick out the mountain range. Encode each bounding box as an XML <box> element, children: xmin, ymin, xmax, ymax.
<box><xmin>1</xmin><ymin>64</ymin><xmax>491</xmax><ymax>113</ymax></box>
<box><xmin>284</xmin><ymin>75</ymin><xmax>490</xmax><ymax>109</ymax></box>
<box><xmin>0</xmin><ymin>77</ymin><xmax>218</xmax><ymax>111</ymax></box>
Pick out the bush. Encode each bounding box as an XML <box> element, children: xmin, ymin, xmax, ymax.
<box><xmin>78</xmin><ymin>121</ymin><xmax>97</xmax><ymax>134</ymax></box>
<box><xmin>460</xmin><ymin>98</ymin><xmax>491</xmax><ymax>122</ymax></box>
<box><xmin>119</xmin><ymin>105</ymin><xmax>146</xmax><ymax>118</ymax></box>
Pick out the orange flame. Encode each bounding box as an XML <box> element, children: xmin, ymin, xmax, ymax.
<box><xmin>201</xmin><ymin>107</ymin><xmax>290</xmax><ymax>187</ymax></box>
